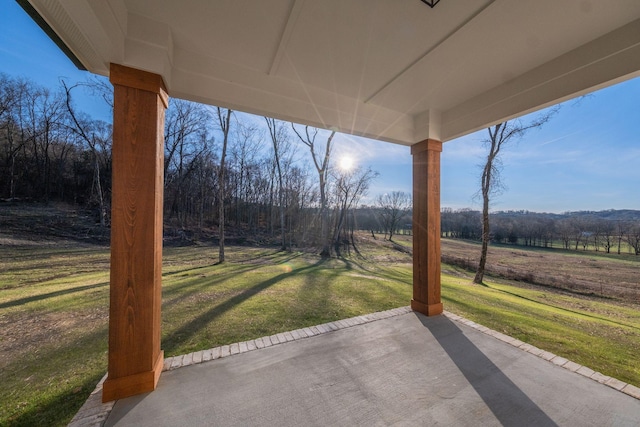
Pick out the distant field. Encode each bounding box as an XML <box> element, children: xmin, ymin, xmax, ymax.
<box><xmin>519</xmin><ymin>239</ymin><xmax>637</xmax><ymax>255</ymax></box>
<box><xmin>440</xmin><ymin>238</ymin><xmax>640</xmax><ymax>302</ymax></box>
<box><xmin>1</xmin><ymin>209</ymin><xmax>639</xmax><ymax>426</ymax></box>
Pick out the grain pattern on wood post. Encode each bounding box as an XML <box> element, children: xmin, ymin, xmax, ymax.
<box><xmin>102</xmin><ymin>64</ymin><xmax>168</xmax><ymax>402</ymax></box>
<box><xmin>411</xmin><ymin>139</ymin><xmax>443</xmax><ymax>316</ymax></box>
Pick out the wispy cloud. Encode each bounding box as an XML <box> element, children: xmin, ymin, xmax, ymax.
<box><xmin>537</xmin><ymin>127</ymin><xmax>590</xmax><ymax>146</ymax></box>
<box><xmin>442</xmin><ymin>135</ymin><xmax>486</xmax><ymax>160</ymax></box>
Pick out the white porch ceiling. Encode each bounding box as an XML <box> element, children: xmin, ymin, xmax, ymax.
<box><xmin>23</xmin><ymin>0</ymin><xmax>640</xmax><ymax>144</ymax></box>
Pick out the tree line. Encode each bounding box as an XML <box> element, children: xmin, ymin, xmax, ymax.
<box><xmin>0</xmin><ymin>74</ymin><xmax>112</xmax><ymax>213</ymax></box>
<box><xmin>0</xmin><ymin>73</ymin><xmax>416</xmax><ymax>257</ymax></box>
<box><xmin>442</xmin><ymin>208</ymin><xmax>640</xmax><ymax>255</ymax></box>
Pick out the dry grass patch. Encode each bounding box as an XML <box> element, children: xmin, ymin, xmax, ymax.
<box><xmin>440</xmin><ymin>238</ymin><xmax>640</xmax><ymax>301</ymax></box>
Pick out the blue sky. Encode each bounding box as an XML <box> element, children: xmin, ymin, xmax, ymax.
<box><xmin>2</xmin><ymin>0</ymin><xmax>638</xmax><ymax>213</ymax></box>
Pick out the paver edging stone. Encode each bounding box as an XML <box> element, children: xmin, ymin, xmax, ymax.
<box><xmin>622</xmin><ymin>384</ymin><xmax>640</xmax><ymax>399</ymax></box>
<box><xmin>441</xmin><ymin>310</ymin><xmax>638</xmax><ymax>402</ymax></box>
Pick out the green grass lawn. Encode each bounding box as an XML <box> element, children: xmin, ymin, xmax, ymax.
<box><xmin>159</xmin><ymin>248</ymin><xmax>413</xmax><ymax>356</ymax></box>
<box><xmin>1</xmin><ymin>243</ymin><xmax>639</xmax><ymax>426</ymax></box>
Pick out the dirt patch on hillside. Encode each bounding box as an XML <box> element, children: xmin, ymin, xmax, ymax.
<box><xmin>0</xmin><ymin>201</ymin><xmax>109</xmax><ymax>246</ymax></box>
<box><xmin>0</xmin><ymin>308</ymin><xmax>108</xmax><ymax>370</ymax></box>
<box><xmin>355</xmin><ymin>233</ymin><xmax>413</xmax><ymax>264</ymax></box>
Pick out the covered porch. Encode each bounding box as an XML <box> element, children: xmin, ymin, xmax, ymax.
<box><xmin>71</xmin><ymin>308</ymin><xmax>640</xmax><ymax>426</ymax></box>
<box><xmin>20</xmin><ymin>0</ymin><xmax>640</xmax><ymax>413</ymax></box>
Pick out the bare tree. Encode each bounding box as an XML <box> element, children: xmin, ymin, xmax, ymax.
<box><xmin>62</xmin><ymin>80</ymin><xmax>113</xmax><ymax>225</ymax></box>
<box><xmin>331</xmin><ymin>166</ymin><xmax>378</xmax><ymax>256</ymax></box>
<box><xmin>0</xmin><ymin>75</ymin><xmax>28</xmax><ymax>199</ymax></box>
<box><xmin>375</xmin><ymin>191</ymin><xmax>412</xmax><ymax>240</ymax></box>
<box><xmin>22</xmin><ymin>85</ymin><xmax>67</xmax><ymax>202</ymax></box>
<box><xmin>569</xmin><ymin>217</ymin><xmax>587</xmax><ymax>251</ymax></box>
<box><xmin>440</xmin><ymin>208</ymin><xmax>482</xmax><ymax>239</ymax></box>
<box><xmin>1</xmin><ymin>76</ymin><xmax>114</xmax><ymax>208</ymax></box>
<box><xmin>265</xmin><ymin>117</ymin><xmax>291</xmax><ymax>250</ymax></box>
<box><xmin>283</xmin><ymin>164</ymin><xmax>315</xmax><ymax>248</ymax></box>
<box><xmin>292</xmin><ymin>125</ymin><xmax>335</xmax><ymax>257</ymax></box>
<box><xmin>215</xmin><ymin>107</ymin><xmax>232</xmax><ymax>263</ymax></box>
<box><xmin>229</xmin><ymin>121</ymin><xmax>261</xmax><ymax>226</ymax></box>
<box><xmin>164</xmin><ymin>100</ymin><xmax>210</xmax><ymax>226</ymax></box>
<box><xmin>83</xmin><ymin>75</ymin><xmax>114</xmax><ymax>110</ymax></box>
<box><xmin>555</xmin><ymin>218</ymin><xmax>572</xmax><ymax>249</ymax></box>
<box><xmin>599</xmin><ymin>219</ymin><xmax>614</xmax><ymax>254</ymax></box>
<box><xmin>474</xmin><ymin>109</ymin><xmax>557</xmax><ymax>284</ymax></box>
<box><xmin>624</xmin><ymin>223</ymin><xmax>640</xmax><ymax>255</ymax></box>
<box><xmin>616</xmin><ymin>220</ymin><xmax>628</xmax><ymax>255</ymax></box>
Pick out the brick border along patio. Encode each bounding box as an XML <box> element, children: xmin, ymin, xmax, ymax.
<box><xmin>69</xmin><ymin>307</ymin><xmax>640</xmax><ymax>426</ymax></box>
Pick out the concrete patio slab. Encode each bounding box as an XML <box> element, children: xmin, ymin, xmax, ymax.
<box><xmin>73</xmin><ymin>309</ymin><xmax>640</xmax><ymax>426</ymax></box>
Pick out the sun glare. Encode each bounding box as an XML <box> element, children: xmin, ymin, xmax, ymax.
<box><xmin>338</xmin><ymin>156</ymin><xmax>354</xmax><ymax>171</ymax></box>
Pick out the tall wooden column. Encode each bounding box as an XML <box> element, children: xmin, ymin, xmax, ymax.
<box><xmin>411</xmin><ymin>139</ymin><xmax>443</xmax><ymax>316</ymax></box>
<box><xmin>102</xmin><ymin>64</ymin><xmax>168</xmax><ymax>402</ymax></box>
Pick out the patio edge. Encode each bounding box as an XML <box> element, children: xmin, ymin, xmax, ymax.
<box><xmin>68</xmin><ymin>307</ymin><xmax>640</xmax><ymax>426</ymax></box>
<box><xmin>442</xmin><ymin>311</ymin><xmax>640</xmax><ymax>401</ymax></box>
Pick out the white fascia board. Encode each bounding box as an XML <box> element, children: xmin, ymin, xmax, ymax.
<box><xmin>441</xmin><ymin>17</ymin><xmax>640</xmax><ymax>142</ymax></box>
<box><xmin>27</xmin><ymin>0</ymin><xmax>127</xmax><ymax>76</ymax></box>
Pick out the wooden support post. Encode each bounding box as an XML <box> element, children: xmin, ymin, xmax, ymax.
<box><xmin>102</xmin><ymin>64</ymin><xmax>168</xmax><ymax>402</ymax></box>
<box><xmin>411</xmin><ymin>139</ymin><xmax>443</xmax><ymax>316</ymax></box>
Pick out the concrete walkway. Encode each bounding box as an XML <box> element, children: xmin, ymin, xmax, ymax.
<box><xmin>71</xmin><ymin>308</ymin><xmax>640</xmax><ymax>426</ymax></box>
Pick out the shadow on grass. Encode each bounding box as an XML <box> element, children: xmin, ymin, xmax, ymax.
<box><xmin>5</xmin><ymin>371</ymin><xmax>105</xmax><ymax>427</ymax></box>
<box><xmin>0</xmin><ymin>282</ymin><xmax>108</xmax><ymax>310</ymax></box>
<box><xmin>162</xmin><ymin>264</ymin><xmax>261</xmax><ymax>306</ymax></box>
<box><xmin>161</xmin><ymin>252</ymin><xmax>304</xmax><ymax>309</ymax></box>
<box><xmin>294</xmin><ymin>263</ymin><xmax>344</xmax><ymax>321</ymax></box>
<box><xmin>162</xmin><ymin>258</ymin><xmax>328</xmax><ymax>352</ymax></box>
<box><xmin>161</xmin><ymin>250</ymin><xmax>295</xmax><ymax>278</ymax></box>
<box><xmin>1</xmin><ymin>324</ymin><xmax>108</xmax><ymax>427</ymax></box>
<box><xmin>294</xmin><ymin>258</ymin><xmax>412</xmax><ymax>323</ymax></box>
<box><xmin>232</xmin><ymin>249</ymin><xmax>301</xmax><ymax>264</ymax></box>
<box><xmin>338</xmin><ymin>256</ymin><xmax>412</xmax><ymax>283</ymax></box>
